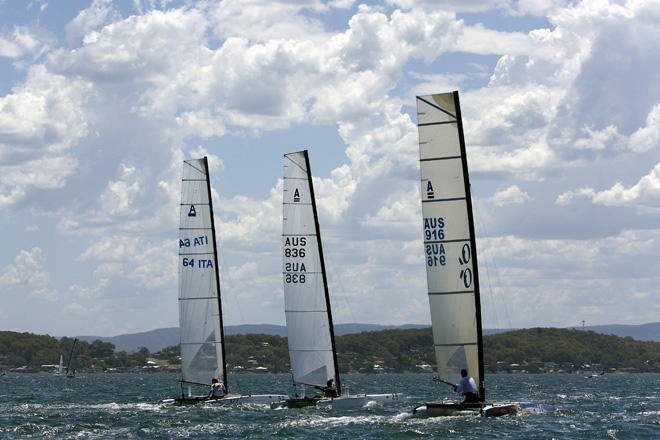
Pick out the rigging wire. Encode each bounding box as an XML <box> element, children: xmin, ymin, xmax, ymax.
<box><xmin>473</xmin><ymin>199</ymin><xmax>512</xmax><ymax>330</ymax></box>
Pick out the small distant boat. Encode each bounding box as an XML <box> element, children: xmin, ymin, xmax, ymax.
<box><xmin>66</xmin><ymin>338</ymin><xmax>78</xmax><ymax>378</ymax></box>
<box><xmin>161</xmin><ymin>157</ymin><xmax>287</xmax><ymax>406</ymax></box>
<box><xmin>55</xmin><ymin>338</ymin><xmax>78</xmax><ymax>377</ymax></box>
<box><xmin>276</xmin><ymin>150</ymin><xmax>401</xmax><ymax>410</ymax></box>
<box><xmin>54</xmin><ymin>354</ymin><xmax>65</xmax><ymax>376</ymax></box>
<box><xmin>411</xmin><ymin>92</ymin><xmax>546</xmax><ymax>418</ymax></box>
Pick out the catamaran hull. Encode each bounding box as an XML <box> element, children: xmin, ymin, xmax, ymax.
<box><xmin>316</xmin><ymin>393</ymin><xmax>402</xmax><ymax>409</ymax></box>
<box><xmin>482</xmin><ymin>402</ymin><xmax>549</xmax><ymax>417</ymax></box>
<box><xmin>162</xmin><ymin>393</ymin><xmax>288</xmax><ymax>406</ymax></box>
<box><xmin>206</xmin><ymin>394</ymin><xmax>288</xmax><ymax>406</ymax></box>
<box><xmin>412</xmin><ymin>402</ymin><xmax>484</xmax><ymax>417</ymax></box>
<box><xmin>479</xmin><ymin>403</ymin><xmax>518</xmax><ymax>417</ymax></box>
<box><xmin>413</xmin><ymin>402</ymin><xmax>548</xmax><ymax>417</ymax></box>
<box><xmin>271</xmin><ymin>397</ymin><xmax>321</xmax><ymax>409</ymax></box>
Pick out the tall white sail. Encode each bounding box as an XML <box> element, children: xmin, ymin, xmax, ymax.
<box><xmin>282</xmin><ymin>151</ymin><xmax>339</xmax><ymax>392</ymax></box>
<box><xmin>416</xmin><ymin>92</ymin><xmax>485</xmax><ymax>397</ymax></box>
<box><xmin>178</xmin><ymin>158</ymin><xmax>225</xmax><ymax>388</ymax></box>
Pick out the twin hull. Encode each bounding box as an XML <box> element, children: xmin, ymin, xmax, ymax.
<box><xmin>412</xmin><ymin>402</ymin><xmax>546</xmax><ymax>418</ymax></box>
<box><xmin>164</xmin><ymin>393</ymin><xmax>288</xmax><ymax>406</ymax></box>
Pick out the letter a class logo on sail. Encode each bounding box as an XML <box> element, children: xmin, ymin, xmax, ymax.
<box><xmin>188</xmin><ymin>205</ymin><xmax>197</xmax><ymax>217</ymax></box>
<box><xmin>426</xmin><ymin>181</ymin><xmax>435</xmax><ymax>199</ymax></box>
<box><xmin>293</xmin><ymin>188</ymin><xmax>301</xmax><ymax>203</ymax></box>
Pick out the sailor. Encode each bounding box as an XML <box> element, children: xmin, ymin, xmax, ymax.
<box><xmin>207</xmin><ymin>377</ymin><xmax>225</xmax><ymax>398</ymax></box>
<box><xmin>317</xmin><ymin>378</ymin><xmax>338</xmax><ymax>397</ymax></box>
<box><xmin>453</xmin><ymin>369</ymin><xmax>479</xmax><ymax>403</ymax></box>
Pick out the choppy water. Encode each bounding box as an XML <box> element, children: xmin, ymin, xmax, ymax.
<box><xmin>0</xmin><ymin>372</ymin><xmax>657</xmax><ymax>439</ymax></box>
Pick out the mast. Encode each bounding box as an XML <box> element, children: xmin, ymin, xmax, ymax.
<box><xmin>452</xmin><ymin>92</ymin><xmax>485</xmax><ymax>401</ymax></box>
<box><xmin>302</xmin><ymin>150</ymin><xmax>341</xmax><ymax>396</ymax></box>
<box><xmin>65</xmin><ymin>338</ymin><xmax>78</xmax><ymax>375</ymax></box>
<box><xmin>203</xmin><ymin>156</ymin><xmax>228</xmax><ymax>391</ymax></box>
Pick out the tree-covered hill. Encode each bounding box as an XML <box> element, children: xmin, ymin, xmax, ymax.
<box><xmin>336</xmin><ymin>328</ymin><xmax>434</xmax><ymax>373</ymax></box>
<box><xmin>336</xmin><ymin>327</ymin><xmax>658</xmax><ymax>374</ymax></box>
<box><xmin>0</xmin><ymin>331</ymin><xmax>148</xmax><ymax>373</ymax></box>
<box><xmin>1</xmin><ymin>328</ymin><xmax>657</xmax><ymax>374</ymax></box>
<box><xmin>483</xmin><ymin>327</ymin><xmax>659</xmax><ymax>373</ymax></box>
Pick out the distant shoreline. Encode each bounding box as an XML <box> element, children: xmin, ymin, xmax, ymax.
<box><xmin>73</xmin><ymin>322</ymin><xmax>659</xmax><ymax>353</ymax></box>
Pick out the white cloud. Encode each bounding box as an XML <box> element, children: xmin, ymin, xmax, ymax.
<box><xmin>0</xmin><ymin>0</ymin><xmax>658</xmax><ymax>335</ymax></box>
<box><xmin>547</xmin><ymin>0</ymin><xmax>660</xmax><ymax>161</ymax></box>
<box><xmin>592</xmin><ymin>164</ymin><xmax>660</xmax><ymax>208</ymax></box>
<box><xmin>491</xmin><ymin>185</ymin><xmax>531</xmax><ymax>206</ymax></box>
<box><xmin>99</xmin><ymin>163</ymin><xmax>141</xmax><ymax>217</ymax></box>
<box><xmin>315</xmin><ymin>167</ymin><xmax>359</xmax><ymax>222</ymax></box>
<box><xmin>573</xmin><ymin>124</ymin><xmax>625</xmax><ymax>152</ymax></box>
<box><xmin>556</xmin><ymin>164</ymin><xmax>660</xmax><ymax>209</ymax></box>
<box><xmin>0</xmin><ymin>247</ymin><xmax>56</xmax><ymax>301</ymax></box>
<box><xmin>65</xmin><ymin>0</ymin><xmax>118</xmax><ymax>42</ymax></box>
<box><xmin>0</xmin><ymin>66</ymin><xmax>90</xmax><ymax>155</ymax></box>
<box><xmin>476</xmin><ymin>230</ymin><xmax>660</xmax><ymax>328</ymax></box>
<box><xmin>556</xmin><ymin>187</ymin><xmax>596</xmax><ymax>206</ymax></box>
<box><xmin>361</xmin><ymin>185</ymin><xmax>419</xmax><ymax>229</ymax></box>
<box><xmin>0</xmin><ymin>64</ymin><xmax>90</xmax><ymax>208</ymax></box>
<box><xmin>629</xmin><ymin>104</ymin><xmax>660</xmax><ymax>153</ymax></box>
<box><xmin>0</xmin><ymin>26</ymin><xmax>48</xmax><ymax>59</ymax></box>
<box><xmin>387</xmin><ymin>0</ymin><xmax>500</xmax><ymax>13</ymax></box>
<box><xmin>456</xmin><ymin>24</ymin><xmax>539</xmax><ymax>57</ymax></box>
<box><xmin>78</xmin><ymin>237</ymin><xmax>175</xmax><ymax>289</ymax></box>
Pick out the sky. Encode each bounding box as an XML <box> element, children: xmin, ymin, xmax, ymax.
<box><xmin>0</xmin><ymin>0</ymin><xmax>658</xmax><ymax>338</ymax></box>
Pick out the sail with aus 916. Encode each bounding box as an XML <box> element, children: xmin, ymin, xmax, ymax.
<box><xmin>412</xmin><ymin>92</ymin><xmax>546</xmax><ymax>417</ymax></box>
<box><xmin>418</xmin><ymin>92</ymin><xmax>484</xmax><ymax>398</ymax></box>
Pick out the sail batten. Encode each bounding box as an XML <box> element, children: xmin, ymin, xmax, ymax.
<box><xmin>417</xmin><ymin>91</ymin><xmax>485</xmax><ymax>401</ymax></box>
<box><xmin>435</xmin><ymin>342</ymin><xmax>479</xmax><ymax>347</ymax></box>
<box><xmin>428</xmin><ymin>291</ymin><xmax>475</xmax><ymax>296</ymax></box>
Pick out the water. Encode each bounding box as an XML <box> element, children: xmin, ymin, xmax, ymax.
<box><xmin>0</xmin><ymin>373</ymin><xmax>657</xmax><ymax>439</ymax></box>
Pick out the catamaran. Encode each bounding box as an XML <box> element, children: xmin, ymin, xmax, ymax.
<box><xmin>162</xmin><ymin>157</ymin><xmax>287</xmax><ymax>406</ymax></box>
<box><xmin>54</xmin><ymin>338</ymin><xmax>77</xmax><ymax>377</ymax></box>
<box><xmin>277</xmin><ymin>150</ymin><xmax>401</xmax><ymax>410</ymax></box>
<box><xmin>65</xmin><ymin>338</ymin><xmax>77</xmax><ymax>378</ymax></box>
<box><xmin>412</xmin><ymin>92</ymin><xmax>545</xmax><ymax>417</ymax></box>
<box><xmin>54</xmin><ymin>354</ymin><xmax>65</xmax><ymax>376</ymax></box>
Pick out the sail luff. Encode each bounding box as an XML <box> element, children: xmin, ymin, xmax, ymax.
<box><xmin>203</xmin><ymin>156</ymin><xmax>228</xmax><ymax>392</ymax></box>
<box><xmin>303</xmin><ymin>150</ymin><xmax>341</xmax><ymax>397</ymax></box>
<box><xmin>452</xmin><ymin>93</ymin><xmax>485</xmax><ymax>400</ymax></box>
<box><xmin>417</xmin><ymin>91</ymin><xmax>484</xmax><ymax>401</ymax></box>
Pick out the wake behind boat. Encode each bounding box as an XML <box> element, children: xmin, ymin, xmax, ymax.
<box><xmin>162</xmin><ymin>157</ymin><xmax>287</xmax><ymax>407</ymax></box>
<box><xmin>412</xmin><ymin>92</ymin><xmax>545</xmax><ymax>418</ymax></box>
<box><xmin>276</xmin><ymin>150</ymin><xmax>401</xmax><ymax>410</ymax></box>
